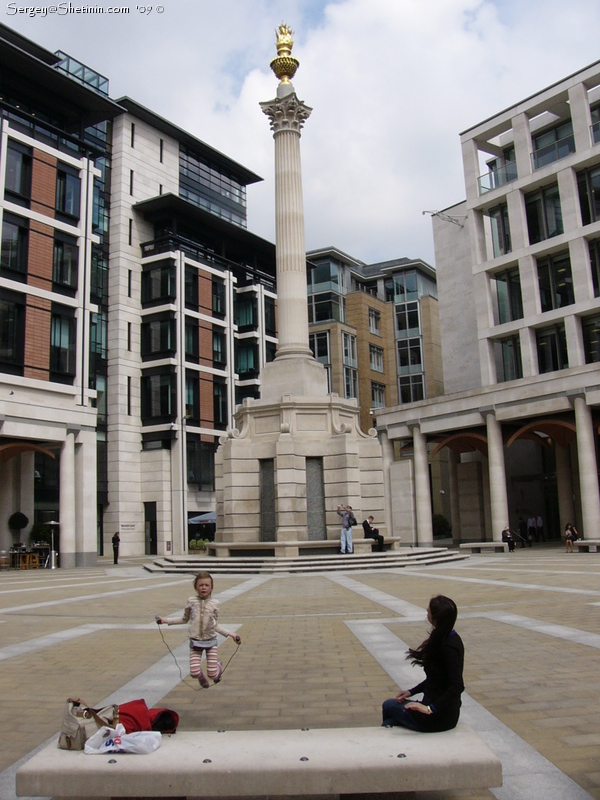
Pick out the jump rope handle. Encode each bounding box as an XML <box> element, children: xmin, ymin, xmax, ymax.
<box><xmin>155</xmin><ymin>616</ymin><xmax>161</xmax><ymax>624</ymax></box>
<box><xmin>234</xmin><ymin>635</ymin><xmax>241</xmax><ymax>644</ymax></box>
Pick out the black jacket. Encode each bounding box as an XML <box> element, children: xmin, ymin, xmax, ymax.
<box><xmin>408</xmin><ymin>631</ymin><xmax>464</xmax><ymax>732</ymax></box>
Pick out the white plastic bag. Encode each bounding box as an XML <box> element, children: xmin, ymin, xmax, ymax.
<box><xmin>84</xmin><ymin>723</ymin><xmax>161</xmax><ymax>754</ymax></box>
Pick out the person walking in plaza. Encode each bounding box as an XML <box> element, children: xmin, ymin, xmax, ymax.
<box><xmin>112</xmin><ymin>531</ymin><xmax>120</xmax><ymax>565</ymax></box>
<box><xmin>362</xmin><ymin>515</ymin><xmax>384</xmax><ymax>552</ymax></box>
<box><xmin>565</xmin><ymin>522</ymin><xmax>578</xmax><ymax>553</ymax></box>
<box><xmin>536</xmin><ymin>514</ymin><xmax>545</xmax><ymax>542</ymax></box>
<box><xmin>337</xmin><ymin>504</ymin><xmax>356</xmax><ymax>554</ymax></box>
<box><xmin>527</xmin><ymin>514</ymin><xmax>537</xmax><ymax>543</ymax></box>
<box><xmin>157</xmin><ymin>572</ymin><xmax>241</xmax><ymax>688</ymax></box>
<box><xmin>382</xmin><ymin>595</ymin><xmax>464</xmax><ymax>732</ymax></box>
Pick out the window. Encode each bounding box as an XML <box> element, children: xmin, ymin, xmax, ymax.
<box><xmin>129</xmin><ymin>169</ymin><xmax>134</xmax><ymax>196</ymax></box>
<box><xmin>55</xmin><ymin>164</ymin><xmax>81</xmax><ymax>220</ymax></box>
<box><xmin>582</xmin><ymin>315</ymin><xmax>600</xmax><ymax>364</ymax></box>
<box><xmin>577</xmin><ymin>165</ymin><xmax>600</xmax><ymax>226</ymax></box>
<box><xmin>130</xmin><ymin>122</ymin><xmax>135</xmax><ymax>147</ymax></box>
<box><xmin>53</xmin><ymin>233</ymin><xmax>78</xmax><ymax>293</ymax></box>
<box><xmin>127</xmin><ymin>322</ymin><xmax>132</xmax><ymax>352</ymax></box>
<box><xmin>307</xmin><ymin>292</ymin><xmax>345</xmax><ymax>323</ymax></box>
<box><xmin>141</xmin><ymin>260</ymin><xmax>175</xmax><ymax>306</ymax></box>
<box><xmin>494</xmin><ymin>335</ymin><xmax>522</xmax><ymax>382</ymax></box>
<box><xmin>159</xmin><ymin>138</ymin><xmax>164</xmax><ymax>163</ymax></box>
<box><xmin>128</xmin><ymin>269</ymin><xmax>132</xmax><ymax>298</ymax></box>
<box><xmin>50</xmin><ymin>305</ymin><xmax>76</xmax><ymax>383</ymax></box>
<box><xmin>1</xmin><ymin>213</ymin><xmax>28</xmax><ymax>279</ymax></box>
<box><xmin>140</xmin><ymin>368</ymin><xmax>176</xmax><ymax>423</ymax></box>
<box><xmin>479</xmin><ymin>147</ymin><xmax>517</xmax><ymax>193</ymax></box>
<box><xmin>369</xmin><ymin>344</ymin><xmax>384</xmax><ymax>372</ymax></box>
<box><xmin>589</xmin><ymin>240</ymin><xmax>600</xmax><ymax>297</ymax></box>
<box><xmin>591</xmin><ymin>105</ymin><xmax>600</xmax><ymax>145</ymax></box>
<box><xmin>307</xmin><ymin>261</ymin><xmax>342</xmax><ymax>293</ymax></box>
<box><xmin>141</xmin><ymin>314</ymin><xmax>176</xmax><ymax>360</ymax></box>
<box><xmin>186</xmin><ymin>434</ymin><xmax>215</xmax><ymax>491</ymax></box>
<box><xmin>90</xmin><ymin>311</ymin><xmax>107</xmax><ymax>360</ymax></box>
<box><xmin>532</xmin><ymin>120</ymin><xmax>575</xmax><ymax>169</ymax></box>
<box><xmin>342</xmin><ymin>332</ymin><xmax>357</xmax><ymax>367</ymax></box>
<box><xmin>127</xmin><ymin>376</ymin><xmax>132</xmax><ymax>416</ymax></box>
<box><xmin>309</xmin><ymin>331</ymin><xmax>331</xmax><ymax>391</ymax></box>
<box><xmin>396</xmin><ymin>301</ymin><xmax>419</xmax><ymax>338</ymax></box>
<box><xmin>0</xmin><ymin>289</ymin><xmax>25</xmax><ymax>375</ymax></box>
<box><xmin>185</xmin><ymin>319</ymin><xmax>199</xmax><ymax>362</ymax></box>
<box><xmin>489</xmin><ymin>204</ymin><xmax>512</xmax><ymax>257</ymax></box>
<box><xmin>235</xmin><ymin>340</ymin><xmax>258</xmax><ymax>376</ymax></box>
<box><xmin>265</xmin><ymin>296</ymin><xmax>276</xmax><ymax>336</ymax></box>
<box><xmin>185</xmin><ymin>371</ymin><xmax>200</xmax><ymax>423</ymax></box>
<box><xmin>397</xmin><ymin>338</ymin><xmax>422</xmax><ymax>374</ymax></box>
<box><xmin>91</xmin><ymin>248</ymin><xmax>108</xmax><ymax>304</ymax></box>
<box><xmin>213</xmin><ymin>330</ymin><xmax>226</xmax><ymax>367</ymax></box>
<box><xmin>536</xmin><ymin>324</ymin><xmax>568</xmax><ymax>373</ymax></box>
<box><xmin>213</xmin><ymin>379</ymin><xmax>228</xmax><ymax>429</ymax></box>
<box><xmin>4</xmin><ymin>140</ymin><xmax>31</xmax><ymax>205</ymax></box>
<box><xmin>344</xmin><ymin>366</ymin><xmax>358</xmax><ymax>399</ymax></box>
<box><xmin>393</xmin><ymin>270</ymin><xmax>418</xmax><ymax>302</ymax></box>
<box><xmin>368</xmin><ymin>308</ymin><xmax>380</xmax><ymax>335</ymax></box>
<box><xmin>212</xmin><ymin>278</ymin><xmax>226</xmax><ymax>317</ymax></box>
<box><xmin>179</xmin><ymin>144</ymin><xmax>247</xmax><ymax>227</ymax></box>
<box><xmin>235</xmin><ymin>293</ymin><xmax>256</xmax><ymax>330</ymax></box>
<box><xmin>128</xmin><ymin>218</ymin><xmax>132</xmax><ymax>246</ymax></box>
<box><xmin>525</xmin><ymin>184</ymin><xmax>563</xmax><ymax>244</ymax></box>
<box><xmin>266</xmin><ymin>341</ymin><xmax>277</xmax><ymax>363</ymax></box>
<box><xmin>399</xmin><ymin>374</ymin><xmax>424</xmax><ymax>404</ymax></box>
<box><xmin>371</xmin><ymin>382</ymin><xmax>385</xmax><ymax>408</ymax></box>
<box><xmin>537</xmin><ymin>252</ymin><xmax>574</xmax><ymax>312</ymax></box>
<box><xmin>185</xmin><ymin>265</ymin><xmax>198</xmax><ymax>308</ymax></box>
<box><xmin>493</xmin><ymin>267</ymin><xmax>523</xmax><ymax>324</ymax></box>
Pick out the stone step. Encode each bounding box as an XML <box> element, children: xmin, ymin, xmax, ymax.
<box><xmin>143</xmin><ymin>548</ymin><xmax>467</xmax><ymax>574</ymax></box>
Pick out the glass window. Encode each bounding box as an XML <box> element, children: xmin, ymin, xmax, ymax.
<box><xmin>53</xmin><ymin>233</ymin><xmax>78</xmax><ymax>293</ymax></box>
<box><xmin>582</xmin><ymin>315</ymin><xmax>600</xmax><ymax>364</ymax></box>
<box><xmin>589</xmin><ymin>240</ymin><xmax>600</xmax><ymax>298</ymax></box>
<box><xmin>368</xmin><ymin>308</ymin><xmax>380</xmax><ymax>335</ymax></box>
<box><xmin>140</xmin><ymin>369</ymin><xmax>176</xmax><ymax>422</ymax></box>
<box><xmin>309</xmin><ymin>331</ymin><xmax>331</xmax><ymax>390</ymax></box>
<box><xmin>264</xmin><ymin>296</ymin><xmax>276</xmax><ymax>336</ymax></box>
<box><xmin>394</xmin><ymin>270</ymin><xmax>418</xmax><ymax>302</ymax></box>
<box><xmin>577</xmin><ymin>165</ymin><xmax>600</xmax><ymax>226</ymax></box>
<box><xmin>90</xmin><ymin>311</ymin><xmax>107</xmax><ymax>359</ymax></box>
<box><xmin>537</xmin><ymin>252</ymin><xmax>574</xmax><ymax>312</ymax></box>
<box><xmin>141</xmin><ymin>314</ymin><xmax>176</xmax><ymax>359</ymax></box>
<box><xmin>342</xmin><ymin>332</ymin><xmax>357</xmax><ymax>366</ymax></box>
<box><xmin>0</xmin><ymin>289</ymin><xmax>25</xmax><ymax>374</ymax></box>
<box><xmin>396</xmin><ymin>301</ymin><xmax>419</xmax><ymax>338</ymax></box>
<box><xmin>235</xmin><ymin>293</ymin><xmax>257</xmax><ymax>330</ymax></box>
<box><xmin>212</xmin><ymin>278</ymin><xmax>226</xmax><ymax>317</ymax></box>
<box><xmin>213</xmin><ymin>330</ymin><xmax>226</xmax><ymax>366</ymax></box>
<box><xmin>179</xmin><ymin>144</ymin><xmax>246</xmax><ymax>228</ymax></box>
<box><xmin>371</xmin><ymin>382</ymin><xmax>385</xmax><ymax>408</ymax></box>
<box><xmin>536</xmin><ymin>324</ymin><xmax>568</xmax><ymax>373</ymax></box>
<box><xmin>525</xmin><ymin>184</ymin><xmax>563</xmax><ymax>244</ymax></box>
<box><xmin>399</xmin><ymin>374</ymin><xmax>424</xmax><ymax>404</ymax></box>
<box><xmin>185</xmin><ymin>319</ymin><xmax>199</xmax><ymax>361</ymax></box>
<box><xmin>532</xmin><ymin>120</ymin><xmax>575</xmax><ymax>169</ymax></box>
<box><xmin>55</xmin><ymin>164</ymin><xmax>81</xmax><ymax>220</ymax></box>
<box><xmin>185</xmin><ymin>265</ymin><xmax>198</xmax><ymax>308</ymax></box>
<box><xmin>344</xmin><ymin>366</ymin><xmax>358</xmax><ymax>399</ymax></box>
<box><xmin>213</xmin><ymin>379</ymin><xmax>228</xmax><ymax>429</ymax></box>
<box><xmin>185</xmin><ymin>371</ymin><xmax>200</xmax><ymax>423</ymax></box>
<box><xmin>1</xmin><ymin>213</ymin><xmax>28</xmax><ymax>279</ymax></box>
<box><xmin>369</xmin><ymin>344</ymin><xmax>384</xmax><ymax>372</ymax></box>
<box><xmin>309</xmin><ymin>292</ymin><xmax>345</xmax><ymax>323</ymax></box>
<box><xmin>50</xmin><ymin>306</ymin><xmax>76</xmax><ymax>383</ymax></box>
<box><xmin>186</xmin><ymin>434</ymin><xmax>215</xmax><ymax>491</ymax></box>
<box><xmin>494</xmin><ymin>335</ymin><xmax>522</xmax><ymax>382</ymax></box>
<box><xmin>493</xmin><ymin>268</ymin><xmax>523</xmax><ymax>324</ymax></box>
<box><xmin>141</xmin><ymin>260</ymin><xmax>175</xmax><ymax>306</ymax></box>
<box><xmin>90</xmin><ymin>247</ymin><xmax>108</xmax><ymax>304</ymax></box>
<box><xmin>489</xmin><ymin>204</ymin><xmax>512</xmax><ymax>257</ymax></box>
<box><xmin>397</xmin><ymin>338</ymin><xmax>422</xmax><ymax>374</ymax></box>
<box><xmin>235</xmin><ymin>341</ymin><xmax>258</xmax><ymax>376</ymax></box>
<box><xmin>5</xmin><ymin>140</ymin><xmax>31</xmax><ymax>205</ymax></box>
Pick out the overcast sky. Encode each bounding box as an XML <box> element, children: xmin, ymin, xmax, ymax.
<box><xmin>5</xmin><ymin>0</ymin><xmax>600</xmax><ymax>265</ymax></box>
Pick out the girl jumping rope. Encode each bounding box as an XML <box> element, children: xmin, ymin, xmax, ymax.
<box><xmin>157</xmin><ymin>572</ymin><xmax>241</xmax><ymax>689</ymax></box>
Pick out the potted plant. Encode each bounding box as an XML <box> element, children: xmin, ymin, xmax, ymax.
<box><xmin>8</xmin><ymin>512</ymin><xmax>29</xmax><ymax>545</ymax></box>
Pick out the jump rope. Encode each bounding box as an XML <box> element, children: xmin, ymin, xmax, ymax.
<box><xmin>155</xmin><ymin>617</ymin><xmax>241</xmax><ymax>694</ymax></box>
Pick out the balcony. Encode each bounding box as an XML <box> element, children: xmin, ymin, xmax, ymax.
<box><xmin>478</xmin><ymin>162</ymin><xmax>518</xmax><ymax>194</ymax></box>
<box><xmin>531</xmin><ymin>133</ymin><xmax>575</xmax><ymax>170</ymax></box>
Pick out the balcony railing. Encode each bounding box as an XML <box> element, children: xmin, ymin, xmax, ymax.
<box><xmin>531</xmin><ymin>134</ymin><xmax>575</xmax><ymax>170</ymax></box>
<box><xmin>478</xmin><ymin>162</ymin><xmax>518</xmax><ymax>194</ymax></box>
<box><xmin>592</xmin><ymin>121</ymin><xmax>600</xmax><ymax>146</ymax></box>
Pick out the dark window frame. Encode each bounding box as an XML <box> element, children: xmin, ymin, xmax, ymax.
<box><xmin>537</xmin><ymin>251</ymin><xmax>574</xmax><ymax>313</ymax></box>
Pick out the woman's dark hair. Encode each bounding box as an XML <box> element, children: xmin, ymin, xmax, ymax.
<box><xmin>407</xmin><ymin>595</ymin><xmax>458</xmax><ymax>667</ymax></box>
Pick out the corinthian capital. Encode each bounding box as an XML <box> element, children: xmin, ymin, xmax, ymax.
<box><xmin>260</xmin><ymin>93</ymin><xmax>312</xmax><ymax>135</ymax></box>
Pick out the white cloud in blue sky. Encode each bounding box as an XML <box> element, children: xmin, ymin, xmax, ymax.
<box><xmin>5</xmin><ymin>0</ymin><xmax>600</xmax><ymax>264</ymax></box>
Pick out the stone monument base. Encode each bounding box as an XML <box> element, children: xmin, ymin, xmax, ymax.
<box><xmin>215</xmin><ymin>393</ymin><xmax>385</xmax><ymax>544</ymax></box>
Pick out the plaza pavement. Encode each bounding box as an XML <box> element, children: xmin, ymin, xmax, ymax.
<box><xmin>0</xmin><ymin>547</ymin><xmax>599</xmax><ymax>800</ymax></box>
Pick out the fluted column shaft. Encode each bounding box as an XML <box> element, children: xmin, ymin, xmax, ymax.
<box><xmin>60</xmin><ymin>432</ymin><xmax>76</xmax><ymax>568</ymax></box>
<box><xmin>574</xmin><ymin>396</ymin><xmax>600</xmax><ymax>537</ymax></box>
<box><xmin>413</xmin><ymin>426</ymin><xmax>433</xmax><ymax>545</ymax></box>
<box><xmin>486</xmin><ymin>413</ymin><xmax>509</xmax><ymax>542</ymax></box>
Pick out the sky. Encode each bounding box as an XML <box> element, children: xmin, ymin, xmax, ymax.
<box><xmin>5</xmin><ymin>0</ymin><xmax>600</xmax><ymax>266</ymax></box>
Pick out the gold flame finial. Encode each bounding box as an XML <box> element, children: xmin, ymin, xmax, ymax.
<box><xmin>270</xmin><ymin>23</ymin><xmax>299</xmax><ymax>84</ymax></box>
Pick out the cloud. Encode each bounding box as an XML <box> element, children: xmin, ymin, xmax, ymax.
<box><xmin>6</xmin><ymin>0</ymin><xmax>600</xmax><ymax>264</ymax></box>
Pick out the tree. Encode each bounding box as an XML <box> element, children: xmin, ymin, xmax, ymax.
<box><xmin>8</xmin><ymin>512</ymin><xmax>29</xmax><ymax>543</ymax></box>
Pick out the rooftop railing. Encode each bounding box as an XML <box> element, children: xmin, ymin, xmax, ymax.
<box><xmin>531</xmin><ymin>133</ymin><xmax>575</xmax><ymax>170</ymax></box>
<box><xmin>54</xmin><ymin>52</ymin><xmax>109</xmax><ymax>96</ymax></box>
<box><xmin>478</xmin><ymin>161</ymin><xmax>518</xmax><ymax>193</ymax></box>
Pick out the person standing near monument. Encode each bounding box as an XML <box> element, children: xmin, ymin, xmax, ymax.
<box><xmin>337</xmin><ymin>504</ymin><xmax>356</xmax><ymax>555</ymax></box>
<box><xmin>363</xmin><ymin>515</ymin><xmax>385</xmax><ymax>552</ymax></box>
<box><xmin>112</xmin><ymin>532</ymin><xmax>120</xmax><ymax>565</ymax></box>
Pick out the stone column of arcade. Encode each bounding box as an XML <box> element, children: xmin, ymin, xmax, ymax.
<box><xmin>412</xmin><ymin>425</ymin><xmax>433</xmax><ymax>546</ymax></box>
<box><xmin>573</xmin><ymin>396</ymin><xmax>600</xmax><ymax>537</ymax></box>
<box><xmin>486</xmin><ymin>412</ymin><xmax>509</xmax><ymax>543</ymax></box>
<box><xmin>59</xmin><ymin>431</ymin><xmax>76</xmax><ymax>568</ymax></box>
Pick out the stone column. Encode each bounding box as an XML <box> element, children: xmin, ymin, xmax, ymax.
<box><xmin>412</xmin><ymin>426</ymin><xmax>433</xmax><ymax>546</ymax></box>
<box><xmin>380</xmin><ymin>430</ymin><xmax>394</xmax><ymax>537</ymax></box>
<box><xmin>573</xmin><ymin>396</ymin><xmax>600</xmax><ymax>537</ymax></box>
<box><xmin>486</xmin><ymin>412</ymin><xmax>509</xmax><ymax>542</ymax></box>
<box><xmin>75</xmin><ymin>434</ymin><xmax>97</xmax><ymax>567</ymax></box>
<box><xmin>19</xmin><ymin>451</ymin><xmax>35</xmax><ymax>539</ymax></box>
<box><xmin>448</xmin><ymin>449</ymin><xmax>461</xmax><ymax>543</ymax></box>
<box><xmin>59</xmin><ymin>432</ymin><xmax>76</xmax><ymax>568</ymax></box>
<box><xmin>555</xmin><ymin>443</ymin><xmax>575</xmax><ymax>534</ymax></box>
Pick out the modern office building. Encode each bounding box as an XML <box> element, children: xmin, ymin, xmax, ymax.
<box><xmin>0</xmin><ymin>24</ymin><xmax>277</xmax><ymax>563</ymax></box>
<box><xmin>377</xmin><ymin>59</ymin><xmax>600</xmax><ymax>546</ymax></box>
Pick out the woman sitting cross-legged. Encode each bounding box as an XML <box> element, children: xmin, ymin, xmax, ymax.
<box><xmin>382</xmin><ymin>595</ymin><xmax>464</xmax><ymax>732</ymax></box>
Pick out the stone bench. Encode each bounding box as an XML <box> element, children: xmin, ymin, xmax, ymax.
<box><xmin>459</xmin><ymin>541</ymin><xmax>508</xmax><ymax>554</ymax></box>
<box><xmin>16</xmin><ymin>724</ymin><xmax>502</xmax><ymax>798</ymax></box>
<box><xmin>574</xmin><ymin>539</ymin><xmax>600</xmax><ymax>552</ymax></box>
<box><xmin>207</xmin><ymin>537</ymin><xmax>403</xmax><ymax>558</ymax></box>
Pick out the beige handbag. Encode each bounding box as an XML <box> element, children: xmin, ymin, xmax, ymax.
<box><xmin>58</xmin><ymin>698</ymin><xmax>119</xmax><ymax>750</ymax></box>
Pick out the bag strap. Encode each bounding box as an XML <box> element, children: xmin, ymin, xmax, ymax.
<box><xmin>69</xmin><ymin>698</ymin><xmax>118</xmax><ymax>728</ymax></box>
